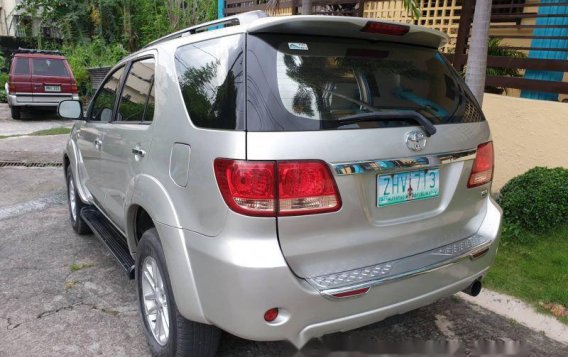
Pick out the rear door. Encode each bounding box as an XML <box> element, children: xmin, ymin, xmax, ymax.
<box><xmin>77</xmin><ymin>66</ymin><xmax>125</xmax><ymax>206</ymax></box>
<box><xmin>246</xmin><ymin>34</ymin><xmax>491</xmax><ymax>279</ymax></box>
<box><xmin>9</xmin><ymin>57</ymin><xmax>32</xmax><ymax>102</ymax></box>
<box><xmin>99</xmin><ymin>57</ymin><xmax>156</xmax><ymax>230</ymax></box>
<box><xmin>30</xmin><ymin>57</ymin><xmax>75</xmax><ymax>103</ymax></box>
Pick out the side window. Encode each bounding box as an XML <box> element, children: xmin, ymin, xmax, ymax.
<box><xmin>116</xmin><ymin>58</ymin><xmax>155</xmax><ymax>123</ymax></box>
<box><xmin>13</xmin><ymin>58</ymin><xmax>30</xmax><ymax>75</ymax></box>
<box><xmin>89</xmin><ymin>67</ymin><xmax>125</xmax><ymax>122</ymax></box>
<box><xmin>174</xmin><ymin>34</ymin><xmax>245</xmax><ymax>130</ymax></box>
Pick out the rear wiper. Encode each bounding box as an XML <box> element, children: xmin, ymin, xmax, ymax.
<box><xmin>335</xmin><ymin>110</ymin><xmax>437</xmax><ymax>136</ymax></box>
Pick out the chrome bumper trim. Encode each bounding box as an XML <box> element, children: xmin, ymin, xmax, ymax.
<box><xmin>331</xmin><ymin>149</ymin><xmax>477</xmax><ymax>176</ymax></box>
<box><xmin>307</xmin><ymin>234</ymin><xmax>493</xmax><ymax>298</ymax></box>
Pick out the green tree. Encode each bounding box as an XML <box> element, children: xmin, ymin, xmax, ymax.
<box><xmin>17</xmin><ymin>0</ymin><xmax>216</xmax><ymax>50</ymax></box>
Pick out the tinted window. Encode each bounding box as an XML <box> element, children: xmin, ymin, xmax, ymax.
<box><xmin>247</xmin><ymin>34</ymin><xmax>484</xmax><ymax>131</ymax></box>
<box><xmin>89</xmin><ymin>67</ymin><xmax>125</xmax><ymax>122</ymax></box>
<box><xmin>13</xmin><ymin>58</ymin><xmax>30</xmax><ymax>75</ymax></box>
<box><xmin>174</xmin><ymin>34</ymin><xmax>245</xmax><ymax>130</ymax></box>
<box><xmin>117</xmin><ymin>58</ymin><xmax>155</xmax><ymax>123</ymax></box>
<box><xmin>32</xmin><ymin>58</ymin><xmax>68</xmax><ymax>77</ymax></box>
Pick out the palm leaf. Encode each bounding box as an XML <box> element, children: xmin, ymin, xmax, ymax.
<box><xmin>402</xmin><ymin>0</ymin><xmax>421</xmax><ymax>20</ymax></box>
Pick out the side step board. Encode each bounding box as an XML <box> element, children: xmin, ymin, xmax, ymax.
<box><xmin>81</xmin><ymin>206</ymin><xmax>135</xmax><ymax>279</ymax></box>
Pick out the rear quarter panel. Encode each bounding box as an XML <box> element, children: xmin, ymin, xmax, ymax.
<box><xmin>128</xmin><ymin>44</ymin><xmax>247</xmax><ymax>237</ymax></box>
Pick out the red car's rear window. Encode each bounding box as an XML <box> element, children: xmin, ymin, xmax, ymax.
<box><xmin>31</xmin><ymin>58</ymin><xmax>68</xmax><ymax>77</ymax></box>
<box><xmin>13</xmin><ymin>58</ymin><xmax>30</xmax><ymax>75</ymax></box>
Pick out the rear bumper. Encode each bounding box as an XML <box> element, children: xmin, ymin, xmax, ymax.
<box><xmin>8</xmin><ymin>93</ymin><xmax>79</xmax><ymax>107</ymax></box>
<box><xmin>166</xmin><ymin>196</ymin><xmax>502</xmax><ymax>348</ymax></box>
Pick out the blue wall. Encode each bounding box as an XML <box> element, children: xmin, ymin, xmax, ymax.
<box><xmin>218</xmin><ymin>0</ymin><xmax>224</xmax><ymax>19</ymax></box>
<box><xmin>521</xmin><ymin>0</ymin><xmax>568</xmax><ymax>101</ymax></box>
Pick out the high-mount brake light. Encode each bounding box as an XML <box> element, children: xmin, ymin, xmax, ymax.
<box><xmin>468</xmin><ymin>141</ymin><xmax>494</xmax><ymax>188</ymax></box>
<box><xmin>361</xmin><ymin>21</ymin><xmax>410</xmax><ymax>36</ymax></box>
<box><xmin>214</xmin><ymin>159</ymin><xmax>342</xmax><ymax>217</ymax></box>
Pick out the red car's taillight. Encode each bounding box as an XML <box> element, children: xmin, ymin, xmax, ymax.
<box><xmin>8</xmin><ymin>82</ymin><xmax>16</xmax><ymax>93</ymax></box>
<box><xmin>468</xmin><ymin>141</ymin><xmax>494</xmax><ymax>188</ymax></box>
<box><xmin>71</xmin><ymin>82</ymin><xmax>78</xmax><ymax>93</ymax></box>
<box><xmin>214</xmin><ymin>159</ymin><xmax>342</xmax><ymax>217</ymax></box>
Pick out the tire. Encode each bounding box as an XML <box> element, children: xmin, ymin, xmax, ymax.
<box><xmin>11</xmin><ymin>106</ymin><xmax>21</xmax><ymax>120</ymax></box>
<box><xmin>136</xmin><ymin>228</ymin><xmax>221</xmax><ymax>357</ymax></box>
<box><xmin>66</xmin><ymin>166</ymin><xmax>91</xmax><ymax>234</ymax></box>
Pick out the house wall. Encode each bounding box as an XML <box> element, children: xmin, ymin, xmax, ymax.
<box><xmin>0</xmin><ymin>0</ymin><xmax>21</xmax><ymax>36</ymax></box>
<box><xmin>482</xmin><ymin>93</ymin><xmax>568</xmax><ymax>190</ymax></box>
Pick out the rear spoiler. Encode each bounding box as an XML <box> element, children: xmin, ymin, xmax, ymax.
<box><xmin>246</xmin><ymin>15</ymin><xmax>448</xmax><ymax>49</ymax></box>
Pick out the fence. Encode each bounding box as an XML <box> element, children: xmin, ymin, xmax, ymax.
<box><xmin>450</xmin><ymin>0</ymin><xmax>568</xmax><ymax>99</ymax></box>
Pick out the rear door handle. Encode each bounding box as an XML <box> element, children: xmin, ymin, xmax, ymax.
<box><xmin>132</xmin><ymin>148</ymin><xmax>146</xmax><ymax>157</ymax></box>
<box><xmin>94</xmin><ymin>138</ymin><xmax>102</xmax><ymax>150</ymax></box>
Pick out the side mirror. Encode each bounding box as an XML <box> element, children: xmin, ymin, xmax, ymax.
<box><xmin>58</xmin><ymin>100</ymin><xmax>83</xmax><ymax>120</ymax></box>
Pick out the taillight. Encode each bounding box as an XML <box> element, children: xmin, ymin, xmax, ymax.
<box><xmin>214</xmin><ymin>159</ymin><xmax>276</xmax><ymax>216</ymax></box>
<box><xmin>71</xmin><ymin>82</ymin><xmax>78</xmax><ymax>93</ymax></box>
<box><xmin>361</xmin><ymin>21</ymin><xmax>409</xmax><ymax>36</ymax></box>
<box><xmin>468</xmin><ymin>141</ymin><xmax>494</xmax><ymax>188</ymax></box>
<box><xmin>214</xmin><ymin>159</ymin><xmax>342</xmax><ymax>217</ymax></box>
<box><xmin>278</xmin><ymin>161</ymin><xmax>341</xmax><ymax>216</ymax></box>
<box><xmin>8</xmin><ymin>82</ymin><xmax>16</xmax><ymax>93</ymax></box>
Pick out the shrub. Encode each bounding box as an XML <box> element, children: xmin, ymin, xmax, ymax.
<box><xmin>0</xmin><ymin>72</ymin><xmax>8</xmax><ymax>103</ymax></box>
<box><xmin>498</xmin><ymin>167</ymin><xmax>568</xmax><ymax>234</ymax></box>
<box><xmin>63</xmin><ymin>38</ymin><xmax>128</xmax><ymax>97</ymax></box>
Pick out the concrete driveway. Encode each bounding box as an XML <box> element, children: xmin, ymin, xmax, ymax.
<box><xmin>0</xmin><ymin>103</ymin><xmax>74</xmax><ymax>136</ymax></box>
<box><xmin>1</xmin><ymin>110</ymin><xmax>567</xmax><ymax>356</ymax></box>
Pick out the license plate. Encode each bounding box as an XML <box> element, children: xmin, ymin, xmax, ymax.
<box><xmin>377</xmin><ymin>169</ymin><xmax>440</xmax><ymax>207</ymax></box>
<box><xmin>44</xmin><ymin>85</ymin><xmax>61</xmax><ymax>92</ymax></box>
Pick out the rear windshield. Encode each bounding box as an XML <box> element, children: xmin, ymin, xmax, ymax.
<box><xmin>246</xmin><ymin>34</ymin><xmax>484</xmax><ymax>131</ymax></box>
<box><xmin>32</xmin><ymin>58</ymin><xmax>69</xmax><ymax>77</ymax></box>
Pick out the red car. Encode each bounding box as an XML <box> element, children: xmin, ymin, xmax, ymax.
<box><xmin>5</xmin><ymin>49</ymin><xmax>79</xmax><ymax>119</ymax></box>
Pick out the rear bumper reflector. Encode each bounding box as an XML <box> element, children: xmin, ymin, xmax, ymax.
<box><xmin>331</xmin><ymin>287</ymin><xmax>370</xmax><ymax>299</ymax></box>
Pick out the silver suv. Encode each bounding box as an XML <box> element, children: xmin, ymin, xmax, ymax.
<box><xmin>59</xmin><ymin>11</ymin><xmax>502</xmax><ymax>356</ymax></box>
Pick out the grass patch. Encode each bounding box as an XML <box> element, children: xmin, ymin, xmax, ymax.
<box><xmin>30</xmin><ymin>127</ymin><xmax>71</xmax><ymax>136</ymax></box>
<box><xmin>485</xmin><ymin>224</ymin><xmax>568</xmax><ymax>324</ymax></box>
<box><xmin>0</xmin><ymin>127</ymin><xmax>71</xmax><ymax>140</ymax></box>
<box><xmin>64</xmin><ymin>280</ymin><xmax>79</xmax><ymax>290</ymax></box>
<box><xmin>69</xmin><ymin>262</ymin><xmax>94</xmax><ymax>272</ymax></box>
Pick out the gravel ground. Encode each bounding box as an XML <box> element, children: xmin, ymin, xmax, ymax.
<box><xmin>1</xmin><ymin>110</ymin><xmax>567</xmax><ymax>356</ymax></box>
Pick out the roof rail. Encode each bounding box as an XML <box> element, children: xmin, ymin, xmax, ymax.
<box><xmin>14</xmin><ymin>47</ymin><xmax>62</xmax><ymax>55</ymax></box>
<box><xmin>143</xmin><ymin>10</ymin><xmax>267</xmax><ymax>49</ymax></box>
